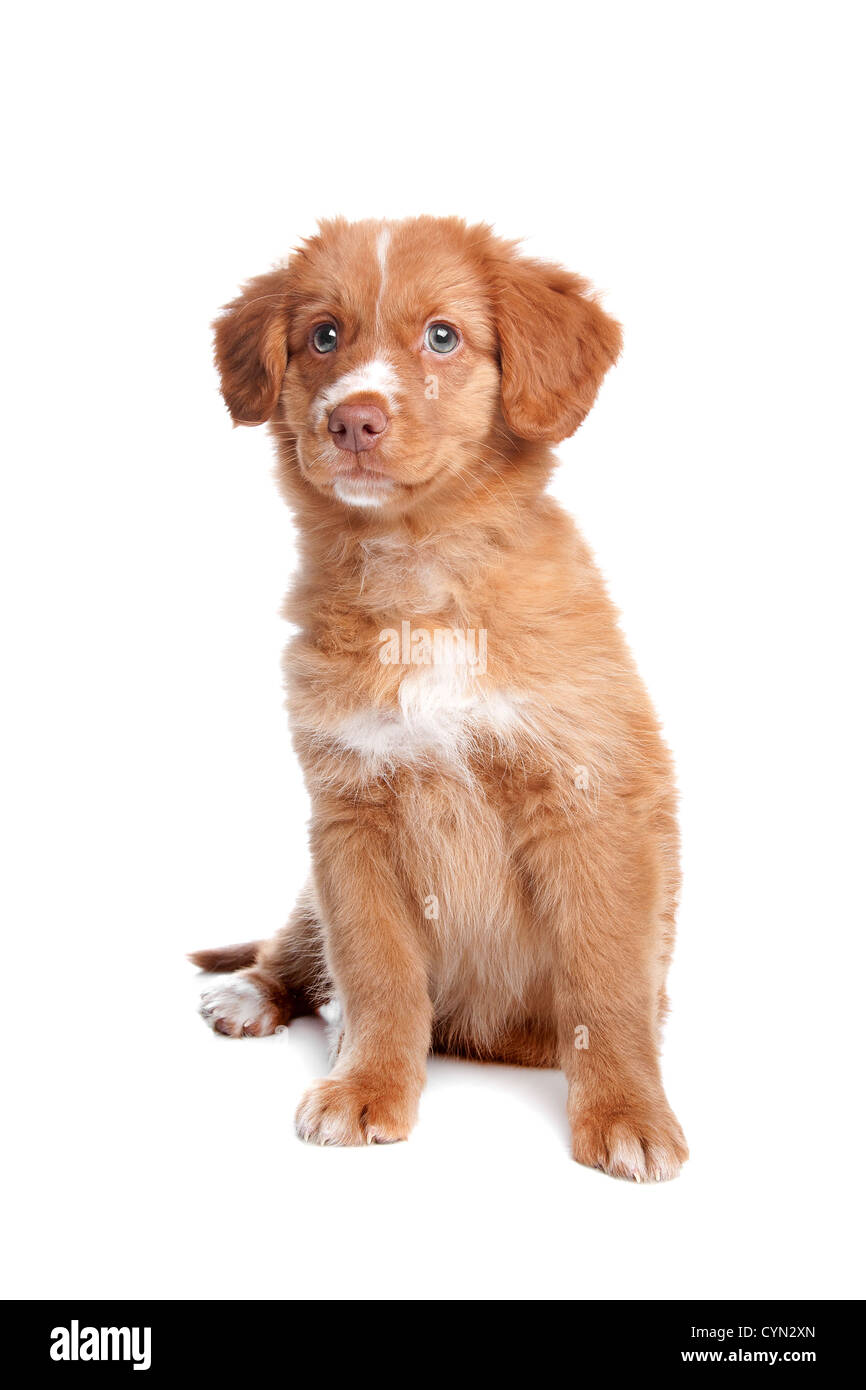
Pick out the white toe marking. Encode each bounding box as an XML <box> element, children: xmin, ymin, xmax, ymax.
<box><xmin>604</xmin><ymin>1127</ymin><xmax>682</xmax><ymax>1183</ymax></box>
<box><xmin>199</xmin><ymin>976</ymin><xmax>270</xmax><ymax>1035</ymax></box>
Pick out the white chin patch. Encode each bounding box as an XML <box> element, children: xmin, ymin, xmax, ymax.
<box><xmin>333</xmin><ymin>477</ymin><xmax>394</xmax><ymax>508</ymax></box>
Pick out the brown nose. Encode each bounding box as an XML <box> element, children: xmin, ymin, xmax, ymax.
<box><xmin>328</xmin><ymin>402</ymin><xmax>389</xmax><ymax>453</ymax></box>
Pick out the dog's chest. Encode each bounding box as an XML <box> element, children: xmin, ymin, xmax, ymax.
<box><xmin>333</xmin><ymin>662</ymin><xmax>520</xmax><ymax>768</ymax></box>
<box><xmin>323</xmin><ymin>542</ymin><xmax>519</xmax><ymax>767</ymax></box>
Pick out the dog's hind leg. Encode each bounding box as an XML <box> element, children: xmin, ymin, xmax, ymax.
<box><xmin>515</xmin><ymin>797</ymin><xmax>688</xmax><ymax>1182</ymax></box>
<box><xmin>192</xmin><ymin>885</ymin><xmax>330</xmax><ymax>1037</ymax></box>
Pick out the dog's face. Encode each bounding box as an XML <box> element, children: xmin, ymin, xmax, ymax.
<box><xmin>214</xmin><ymin>218</ymin><xmax>621</xmax><ymax>514</ymax></box>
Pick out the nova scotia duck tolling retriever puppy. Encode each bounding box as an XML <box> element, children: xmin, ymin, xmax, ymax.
<box><xmin>191</xmin><ymin>216</ymin><xmax>688</xmax><ymax>1182</ymax></box>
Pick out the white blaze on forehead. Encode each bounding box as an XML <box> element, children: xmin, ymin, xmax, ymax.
<box><xmin>313</xmin><ymin>357</ymin><xmax>400</xmax><ymax>423</ymax></box>
<box><xmin>375</xmin><ymin>225</ymin><xmax>391</xmax><ymax>328</ymax></box>
<box><xmin>376</xmin><ymin>225</ymin><xmax>391</xmax><ymax>273</ymax></box>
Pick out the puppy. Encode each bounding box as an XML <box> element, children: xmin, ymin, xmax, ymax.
<box><xmin>192</xmin><ymin>217</ymin><xmax>688</xmax><ymax>1181</ymax></box>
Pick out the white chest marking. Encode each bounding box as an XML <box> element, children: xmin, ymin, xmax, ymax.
<box><xmin>333</xmin><ymin>666</ymin><xmax>521</xmax><ymax>767</ymax></box>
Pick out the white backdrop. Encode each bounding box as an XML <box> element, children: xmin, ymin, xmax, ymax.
<box><xmin>1</xmin><ymin>0</ymin><xmax>863</xmax><ymax>1300</ymax></box>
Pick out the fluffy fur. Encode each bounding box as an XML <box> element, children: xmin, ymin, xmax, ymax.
<box><xmin>192</xmin><ymin>216</ymin><xmax>688</xmax><ymax>1181</ymax></box>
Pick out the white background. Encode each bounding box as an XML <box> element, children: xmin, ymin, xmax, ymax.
<box><xmin>1</xmin><ymin>1</ymin><xmax>863</xmax><ymax>1301</ymax></box>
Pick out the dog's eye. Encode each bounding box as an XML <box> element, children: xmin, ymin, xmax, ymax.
<box><xmin>425</xmin><ymin>322</ymin><xmax>460</xmax><ymax>354</ymax></box>
<box><xmin>312</xmin><ymin>323</ymin><xmax>338</xmax><ymax>353</ymax></box>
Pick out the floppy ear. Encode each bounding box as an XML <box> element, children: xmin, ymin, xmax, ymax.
<box><xmin>489</xmin><ymin>245</ymin><xmax>622</xmax><ymax>443</ymax></box>
<box><xmin>213</xmin><ymin>268</ymin><xmax>291</xmax><ymax>425</ymax></box>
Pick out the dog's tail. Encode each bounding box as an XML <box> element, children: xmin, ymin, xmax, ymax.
<box><xmin>187</xmin><ymin>940</ymin><xmax>261</xmax><ymax>973</ymax></box>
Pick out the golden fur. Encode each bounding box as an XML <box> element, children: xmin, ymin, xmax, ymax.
<box><xmin>192</xmin><ymin>217</ymin><xmax>688</xmax><ymax>1181</ymax></box>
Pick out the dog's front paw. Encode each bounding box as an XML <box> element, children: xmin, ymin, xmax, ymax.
<box><xmin>199</xmin><ymin>972</ymin><xmax>285</xmax><ymax>1038</ymax></box>
<box><xmin>571</xmin><ymin>1100</ymin><xmax>688</xmax><ymax>1182</ymax></box>
<box><xmin>295</xmin><ymin>1074</ymin><xmax>417</xmax><ymax>1146</ymax></box>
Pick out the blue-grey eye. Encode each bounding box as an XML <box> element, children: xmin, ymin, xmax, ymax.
<box><xmin>312</xmin><ymin>322</ymin><xmax>338</xmax><ymax>353</ymax></box>
<box><xmin>426</xmin><ymin>322</ymin><xmax>459</xmax><ymax>353</ymax></box>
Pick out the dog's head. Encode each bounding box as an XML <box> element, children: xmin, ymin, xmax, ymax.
<box><xmin>214</xmin><ymin>217</ymin><xmax>621</xmax><ymax>513</ymax></box>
